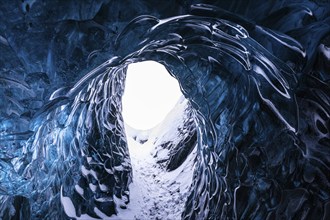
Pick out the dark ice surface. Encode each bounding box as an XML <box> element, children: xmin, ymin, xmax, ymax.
<box><xmin>0</xmin><ymin>1</ymin><xmax>329</xmax><ymax>219</ymax></box>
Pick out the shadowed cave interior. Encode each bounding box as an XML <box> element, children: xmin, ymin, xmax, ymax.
<box><xmin>0</xmin><ymin>1</ymin><xmax>329</xmax><ymax>220</ymax></box>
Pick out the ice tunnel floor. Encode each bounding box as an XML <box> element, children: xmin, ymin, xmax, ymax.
<box><xmin>113</xmin><ymin>136</ymin><xmax>196</xmax><ymax>220</ymax></box>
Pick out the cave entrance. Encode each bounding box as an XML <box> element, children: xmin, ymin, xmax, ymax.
<box><xmin>120</xmin><ymin>61</ymin><xmax>195</xmax><ymax>219</ymax></box>
<box><xmin>122</xmin><ymin>60</ymin><xmax>182</xmax><ymax>131</ymax></box>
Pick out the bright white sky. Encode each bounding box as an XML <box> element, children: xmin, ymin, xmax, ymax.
<box><xmin>122</xmin><ymin>61</ymin><xmax>182</xmax><ymax>130</ymax></box>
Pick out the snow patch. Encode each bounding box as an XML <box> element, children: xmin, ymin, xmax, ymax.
<box><xmin>112</xmin><ymin>136</ymin><xmax>195</xmax><ymax>220</ymax></box>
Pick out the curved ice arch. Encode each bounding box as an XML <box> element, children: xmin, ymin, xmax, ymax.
<box><xmin>1</xmin><ymin>11</ymin><xmax>328</xmax><ymax>220</ymax></box>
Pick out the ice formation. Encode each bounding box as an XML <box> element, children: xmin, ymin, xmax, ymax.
<box><xmin>0</xmin><ymin>1</ymin><xmax>329</xmax><ymax>219</ymax></box>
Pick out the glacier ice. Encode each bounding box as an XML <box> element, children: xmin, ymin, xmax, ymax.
<box><xmin>0</xmin><ymin>1</ymin><xmax>329</xmax><ymax>219</ymax></box>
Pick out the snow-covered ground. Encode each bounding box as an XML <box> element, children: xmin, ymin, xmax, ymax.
<box><xmin>112</xmin><ymin>136</ymin><xmax>196</xmax><ymax>220</ymax></box>
<box><xmin>110</xmin><ymin>97</ymin><xmax>196</xmax><ymax>219</ymax></box>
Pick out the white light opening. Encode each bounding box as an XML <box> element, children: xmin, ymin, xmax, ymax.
<box><xmin>122</xmin><ymin>61</ymin><xmax>182</xmax><ymax>130</ymax></box>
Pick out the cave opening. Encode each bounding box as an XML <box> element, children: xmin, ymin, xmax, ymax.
<box><xmin>122</xmin><ymin>60</ymin><xmax>182</xmax><ymax>131</ymax></box>
<box><xmin>119</xmin><ymin>61</ymin><xmax>196</xmax><ymax>219</ymax></box>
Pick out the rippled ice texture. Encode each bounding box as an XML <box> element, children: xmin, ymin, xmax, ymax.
<box><xmin>0</xmin><ymin>1</ymin><xmax>329</xmax><ymax>219</ymax></box>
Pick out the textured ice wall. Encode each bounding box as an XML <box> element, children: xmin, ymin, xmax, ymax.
<box><xmin>0</xmin><ymin>1</ymin><xmax>329</xmax><ymax>219</ymax></box>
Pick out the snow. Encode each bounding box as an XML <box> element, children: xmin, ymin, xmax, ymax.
<box><xmin>75</xmin><ymin>184</ymin><xmax>84</xmax><ymax>196</ymax></box>
<box><xmin>148</xmin><ymin>97</ymin><xmax>189</xmax><ymax>146</ymax></box>
<box><xmin>124</xmin><ymin>96</ymin><xmax>189</xmax><ymax>147</ymax></box>
<box><xmin>61</xmin><ymin>186</ymin><xmax>100</xmax><ymax>220</ymax></box>
<box><xmin>60</xmin><ymin>186</ymin><xmax>77</xmax><ymax>218</ymax></box>
<box><xmin>59</xmin><ymin>95</ymin><xmax>196</xmax><ymax>220</ymax></box>
<box><xmin>110</xmin><ymin>97</ymin><xmax>196</xmax><ymax>219</ymax></box>
<box><xmin>111</xmin><ymin>136</ymin><xmax>196</xmax><ymax>220</ymax></box>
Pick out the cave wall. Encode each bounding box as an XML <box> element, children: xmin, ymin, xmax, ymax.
<box><xmin>0</xmin><ymin>1</ymin><xmax>329</xmax><ymax>219</ymax></box>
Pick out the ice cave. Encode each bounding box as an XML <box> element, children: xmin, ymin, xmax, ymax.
<box><xmin>0</xmin><ymin>1</ymin><xmax>329</xmax><ymax>219</ymax></box>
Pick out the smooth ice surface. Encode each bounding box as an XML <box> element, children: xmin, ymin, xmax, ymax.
<box><xmin>122</xmin><ymin>61</ymin><xmax>182</xmax><ymax>130</ymax></box>
<box><xmin>0</xmin><ymin>1</ymin><xmax>329</xmax><ymax>219</ymax></box>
